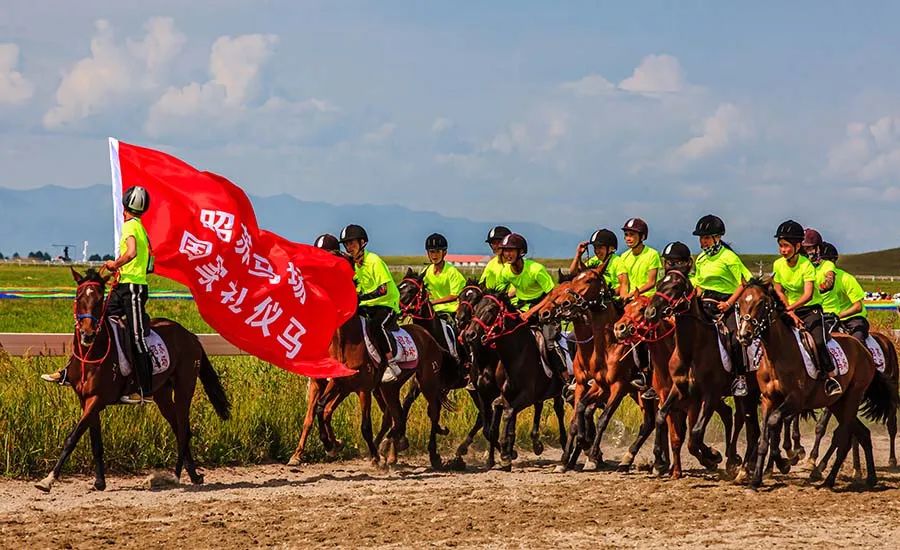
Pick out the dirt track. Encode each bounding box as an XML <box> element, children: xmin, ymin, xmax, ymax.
<box><xmin>3</xmin><ymin>435</ymin><xmax>900</xmax><ymax>549</ymax></box>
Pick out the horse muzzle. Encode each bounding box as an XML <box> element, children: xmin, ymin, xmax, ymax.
<box><xmin>614</xmin><ymin>322</ymin><xmax>632</xmax><ymax>341</ymax></box>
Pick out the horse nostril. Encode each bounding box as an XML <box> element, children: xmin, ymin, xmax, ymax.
<box><xmin>540</xmin><ymin>310</ymin><xmax>550</xmax><ymax>320</ymax></box>
<box><xmin>562</xmin><ymin>300</ymin><xmax>572</xmax><ymax>308</ymax></box>
<box><xmin>645</xmin><ymin>306</ymin><xmax>657</xmax><ymax>319</ymax></box>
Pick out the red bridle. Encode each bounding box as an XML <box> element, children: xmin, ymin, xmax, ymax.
<box><xmin>399</xmin><ymin>277</ymin><xmax>436</xmax><ymax>321</ymax></box>
<box><xmin>467</xmin><ymin>294</ymin><xmax>528</xmax><ymax>348</ymax></box>
<box><xmin>618</xmin><ymin>295</ymin><xmax>676</xmax><ymax>344</ymax></box>
<box><xmin>71</xmin><ymin>275</ymin><xmax>118</xmax><ymax>384</ymax></box>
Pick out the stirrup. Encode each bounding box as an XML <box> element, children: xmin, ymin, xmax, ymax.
<box><xmin>824</xmin><ymin>377</ymin><xmax>843</xmax><ymax>397</ymax></box>
<box><xmin>641</xmin><ymin>387</ymin><xmax>658</xmax><ymax>401</ymax></box>
<box><xmin>382</xmin><ymin>361</ymin><xmax>401</xmax><ymax>383</ymax></box>
<box><xmin>630</xmin><ymin>372</ymin><xmax>648</xmax><ymax>390</ymax></box>
<box><xmin>120</xmin><ymin>391</ymin><xmax>149</xmax><ymax>405</ymax></box>
<box><xmin>40</xmin><ymin>368</ymin><xmax>70</xmax><ymax>386</ymax></box>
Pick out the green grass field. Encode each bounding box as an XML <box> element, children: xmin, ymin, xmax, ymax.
<box><xmin>0</xmin><ymin>261</ymin><xmax>897</xmax><ymax>478</ymax></box>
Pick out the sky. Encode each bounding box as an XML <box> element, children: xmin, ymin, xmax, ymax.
<box><xmin>2</xmin><ymin>1</ymin><xmax>900</xmax><ymax>253</ymax></box>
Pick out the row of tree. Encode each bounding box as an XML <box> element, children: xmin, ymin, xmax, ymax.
<box><xmin>0</xmin><ymin>251</ymin><xmax>114</xmax><ymax>261</ymax></box>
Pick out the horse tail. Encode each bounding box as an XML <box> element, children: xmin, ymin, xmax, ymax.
<box><xmin>199</xmin><ymin>350</ymin><xmax>232</xmax><ymax>421</ymax></box>
<box><xmin>860</xmin><ymin>369</ymin><xmax>899</xmax><ymax>424</ymax></box>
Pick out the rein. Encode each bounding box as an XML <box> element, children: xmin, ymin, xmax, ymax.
<box><xmin>72</xmin><ymin>275</ymin><xmax>119</xmax><ymax>386</ymax></box>
<box><xmin>470</xmin><ymin>294</ymin><xmax>529</xmax><ymax>348</ymax></box>
<box><xmin>399</xmin><ymin>277</ymin><xmax>436</xmax><ymax>321</ymax></box>
<box><xmin>621</xmin><ymin>295</ymin><xmax>676</xmax><ymax>344</ymax></box>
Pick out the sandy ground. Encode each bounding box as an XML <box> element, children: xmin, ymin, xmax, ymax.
<box><xmin>3</xmin><ymin>433</ymin><xmax>900</xmax><ymax>549</ymax></box>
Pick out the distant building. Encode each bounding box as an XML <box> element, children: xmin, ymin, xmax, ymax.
<box><xmin>445</xmin><ymin>254</ymin><xmax>491</xmax><ymax>267</ymax></box>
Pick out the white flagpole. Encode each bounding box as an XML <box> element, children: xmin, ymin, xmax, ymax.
<box><xmin>108</xmin><ymin>137</ymin><xmax>124</xmax><ymax>256</ymax></box>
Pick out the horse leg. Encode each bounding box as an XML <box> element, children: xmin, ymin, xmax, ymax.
<box><xmin>669</xmin><ymin>410</ymin><xmax>687</xmax><ymax>479</ymax></box>
<box><xmin>35</xmin><ymin>397</ymin><xmax>101</xmax><ymax>492</ymax></box>
<box><xmin>487</xmin><ymin>399</ymin><xmax>503</xmax><ymax>469</ymax></box>
<box><xmin>89</xmin><ymin>416</ymin><xmax>105</xmax><ymax>491</ymax></box>
<box><xmin>781</xmin><ymin>416</ymin><xmax>794</xmax><ymax>461</ymax></box>
<box><xmin>454</xmin><ymin>388</ymin><xmax>484</xmax><ymax>459</ymax></box>
<box><xmin>495</xmin><ymin>399</ymin><xmax>517</xmax><ymax>471</ymax></box>
<box><xmin>851</xmin><ymin>437</ymin><xmax>862</xmax><ymax>482</ymax></box>
<box><xmin>888</xmin><ymin>407</ymin><xmax>898</xmax><ymax>469</ymax></box>
<box><xmin>619</xmin><ymin>395</ymin><xmax>657</xmax><ymax>472</ymax></box>
<box><xmin>735</xmin><ymin>396</ymin><xmax>759</xmax><ymax>484</ymax></box>
<box><xmin>584</xmin><ymin>383</ymin><xmax>628</xmax><ymax>470</ymax></box>
<box><xmin>426</xmin><ymin>390</ymin><xmax>444</xmax><ymax>470</ymax></box>
<box><xmin>288</xmin><ymin>379</ymin><xmax>323</xmax><ymax>466</ymax></box>
<box><xmin>751</xmin><ymin>401</ymin><xmax>782</xmax><ymax>489</ymax></box>
<box><xmin>173</xmin><ymin>385</ymin><xmax>204</xmax><ymax>484</ymax></box>
<box><xmin>530</xmin><ymin>401</ymin><xmax>545</xmax><ymax>456</ymax></box>
<box><xmin>153</xmin><ymin>386</ymin><xmax>186</xmax><ymax>479</ymax></box>
<box><xmin>652</xmin><ymin>410</ymin><xmax>671</xmax><ymax>476</ymax></box>
<box><xmin>378</xmin><ymin>383</ymin><xmax>406</xmax><ymax>464</ymax></box>
<box><xmin>373</xmin><ymin>388</ymin><xmax>390</xmax><ymax>448</ymax></box>
<box><xmin>688</xmin><ymin>398</ymin><xmax>719</xmax><ymax>470</ymax></box>
<box><xmin>808</xmin><ymin>410</ymin><xmax>831</xmax><ymax>468</ymax></box>
<box><xmin>322</xmin><ymin>390</ymin><xmax>350</xmax><ymax>458</ymax></box>
<box><xmin>823</xmin><ymin>421</ymin><xmax>853</xmax><ymax>489</ymax></box>
<box><xmin>553</xmin><ymin>395</ymin><xmax>567</xmax><ymax>451</ymax></box>
<box><xmin>358</xmin><ymin>390</ymin><xmax>379</xmax><ymax>466</ymax></box>
<box><xmin>853</xmin><ymin>419</ymin><xmax>877</xmax><ymax>487</ymax></box>
<box><xmin>727</xmin><ymin>396</ymin><xmax>746</xmax><ymax>477</ymax></box>
<box><xmin>791</xmin><ymin>414</ymin><xmax>805</xmax><ymax>461</ymax></box>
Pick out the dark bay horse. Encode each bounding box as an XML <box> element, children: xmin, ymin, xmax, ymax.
<box><xmin>287</xmin><ymin>312</ymin><xmax>449</xmax><ymax>469</ymax></box>
<box><xmin>736</xmin><ymin>278</ymin><xmax>895</xmax><ymax>488</ymax></box>
<box><xmin>36</xmin><ymin>268</ymin><xmax>231</xmax><ymax>492</ymax></box>
<box><xmin>460</xmin><ymin>290</ymin><xmax>567</xmax><ymax>470</ymax></box>
<box><xmin>526</xmin><ymin>267</ymin><xmax>657</xmax><ymax>473</ymax></box>
<box><xmin>643</xmin><ymin>270</ymin><xmax>752</xmax><ymax>478</ymax></box>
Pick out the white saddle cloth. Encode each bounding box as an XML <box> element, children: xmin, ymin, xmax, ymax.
<box><xmin>361</xmin><ymin>317</ymin><xmax>419</xmax><ymax>366</ymax></box>
<box><xmin>109</xmin><ymin>321</ymin><xmax>171</xmax><ymax>377</ymax></box>
<box><xmin>747</xmin><ymin>329</ymin><xmax>848</xmax><ymax>379</ymax></box>
<box><xmin>865</xmin><ymin>335</ymin><xmax>886</xmax><ymax>373</ymax></box>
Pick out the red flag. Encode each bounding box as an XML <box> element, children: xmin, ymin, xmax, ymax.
<box><xmin>109</xmin><ymin>138</ymin><xmax>357</xmax><ymax>378</ymax></box>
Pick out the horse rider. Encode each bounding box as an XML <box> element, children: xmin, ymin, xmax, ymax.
<box><xmin>690</xmin><ymin>214</ymin><xmax>753</xmax><ymax>397</ymax></box>
<box><xmin>339</xmin><ymin>224</ymin><xmax>403</xmax><ymax>383</ymax></box>
<box><xmin>422</xmin><ymin>233</ymin><xmax>467</xmax><ymax>323</ymax></box>
<box><xmin>495</xmin><ymin>232</ymin><xmax>568</xmax><ymax>381</ymax></box>
<box><xmin>819</xmin><ymin>242</ymin><xmax>869</xmax><ymax>343</ymax></box>
<box><xmin>620</xmin><ymin>217</ymin><xmax>662</xmax><ymax>400</ymax></box>
<box><xmin>42</xmin><ymin>186</ymin><xmax>155</xmax><ymax>405</ymax></box>
<box><xmin>314</xmin><ymin>233</ymin><xmax>341</xmax><ymax>253</ymax></box>
<box><xmin>479</xmin><ymin>225</ymin><xmax>512</xmax><ymax>290</ymax></box>
<box><xmin>570</xmin><ymin>228</ymin><xmax>628</xmax><ymax>299</ymax></box>
<box><xmin>803</xmin><ymin>227</ymin><xmax>836</xmax><ymax>294</ymax></box>
<box><xmin>772</xmin><ymin>220</ymin><xmax>841</xmax><ymax>396</ymax></box>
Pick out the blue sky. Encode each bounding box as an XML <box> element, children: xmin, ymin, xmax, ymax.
<box><xmin>2</xmin><ymin>1</ymin><xmax>900</xmax><ymax>252</ymax></box>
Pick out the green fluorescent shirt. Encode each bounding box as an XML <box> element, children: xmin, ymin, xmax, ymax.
<box><xmin>691</xmin><ymin>248</ymin><xmax>751</xmax><ymax>296</ymax></box>
<box><xmin>815</xmin><ymin>260</ymin><xmax>836</xmax><ymax>290</ymax></box>
<box><xmin>424</xmin><ymin>262</ymin><xmax>467</xmax><ymax>313</ymax></box>
<box><xmin>821</xmin><ymin>268</ymin><xmax>867</xmax><ymax>319</ymax></box>
<box><xmin>584</xmin><ymin>253</ymin><xmax>626</xmax><ymax>290</ymax></box>
<box><xmin>119</xmin><ymin>218</ymin><xmax>150</xmax><ymax>285</ymax></box>
<box><xmin>620</xmin><ymin>246</ymin><xmax>662</xmax><ymax>296</ymax></box>
<box><xmin>497</xmin><ymin>259</ymin><xmax>555</xmax><ymax>310</ymax></box>
<box><xmin>479</xmin><ymin>256</ymin><xmax>506</xmax><ymax>290</ymax></box>
<box><xmin>355</xmin><ymin>250</ymin><xmax>400</xmax><ymax>312</ymax></box>
<box><xmin>773</xmin><ymin>255</ymin><xmax>820</xmax><ymax>307</ymax></box>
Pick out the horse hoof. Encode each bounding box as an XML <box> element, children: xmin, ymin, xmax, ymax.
<box><xmin>437</xmin><ymin>425</ymin><xmax>450</xmax><ymax>436</ymax></box>
<box><xmin>618</xmin><ymin>451</ymin><xmax>635</xmax><ymax>469</ymax></box>
<box><xmin>532</xmin><ymin>441</ymin><xmax>544</xmax><ymax>456</ymax></box>
<box><xmin>370</xmin><ymin>456</ymin><xmax>381</xmax><ymax>468</ymax></box>
<box><xmin>378</xmin><ymin>439</ymin><xmax>391</xmax><ymax>457</ymax></box>
<box><xmin>34</xmin><ymin>473</ymin><xmax>55</xmax><ymax>493</ymax></box>
<box><xmin>553</xmin><ymin>465</ymin><xmax>568</xmax><ymax>474</ymax></box>
<box><xmin>190</xmin><ymin>472</ymin><xmax>205</xmax><ymax>485</ymax></box>
<box><xmin>776</xmin><ymin>459</ymin><xmax>792</xmax><ymax>475</ymax></box>
<box><xmin>866</xmin><ymin>476</ymin><xmax>877</xmax><ymax>488</ymax></box>
<box><xmin>455</xmin><ymin>444</ymin><xmax>470</xmax><ymax>458</ymax></box>
<box><xmin>889</xmin><ymin>458</ymin><xmax>898</xmax><ymax>470</ymax></box>
<box><xmin>446</xmin><ymin>456</ymin><xmax>466</xmax><ymax>471</ymax></box>
<box><xmin>583</xmin><ymin>460</ymin><xmax>598</xmax><ymax>472</ymax></box>
<box><xmin>510</xmin><ymin>449</ymin><xmax>518</xmax><ymax>460</ymax></box>
<box><xmin>853</xmin><ymin>469</ymin><xmax>863</xmax><ymax>482</ymax></box>
<box><xmin>93</xmin><ymin>480</ymin><xmax>106</xmax><ymax>491</ymax></box>
<box><xmin>396</xmin><ymin>437</ymin><xmax>410</xmax><ymax>453</ymax></box>
<box><xmin>808</xmin><ymin>468</ymin><xmax>823</xmax><ymax>482</ymax></box>
<box><xmin>616</xmin><ymin>463</ymin><xmax>632</xmax><ymax>473</ymax></box>
<box><xmin>794</xmin><ymin>447</ymin><xmax>806</xmax><ymax>461</ymax></box>
<box><xmin>286</xmin><ymin>455</ymin><xmax>302</xmax><ymax>467</ymax></box>
<box><xmin>733</xmin><ymin>469</ymin><xmax>747</xmax><ymax>484</ymax></box>
<box><xmin>804</xmin><ymin>457</ymin><xmax>818</xmax><ymax>470</ymax></box>
<box><xmin>492</xmin><ymin>462</ymin><xmax>512</xmax><ymax>472</ymax></box>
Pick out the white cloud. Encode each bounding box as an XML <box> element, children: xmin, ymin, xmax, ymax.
<box><xmin>43</xmin><ymin>18</ymin><xmax>185</xmax><ymax>129</ymax></box>
<box><xmin>0</xmin><ymin>43</ymin><xmax>34</xmax><ymax>105</ymax></box>
<box><xmin>826</xmin><ymin>116</ymin><xmax>900</xmax><ymax>182</ymax></box>
<box><xmin>431</xmin><ymin>117</ymin><xmax>454</xmax><ymax>134</ymax></box>
<box><xmin>619</xmin><ymin>54</ymin><xmax>686</xmax><ymax>94</ymax></box>
<box><xmin>489</xmin><ymin>110</ymin><xmax>569</xmax><ymax>157</ymax></box>
<box><xmin>560</xmin><ymin>74</ymin><xmax>614</xmax><ymax>97</ymax></box>
<box><xmin>362</xmin><ymin>122</ymin><xmax>397</xmax><ymax>144</ymax></box>
<box><xmin>672</xmin><ymin>103</ymin><xmax>750</xmax><ymax>162</ymax></box>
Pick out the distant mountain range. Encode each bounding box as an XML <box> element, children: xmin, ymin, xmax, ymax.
<box><xmin>0</xmin><ymin>185</ymin><xmax>581</xmax><ymax>258</ymax></box>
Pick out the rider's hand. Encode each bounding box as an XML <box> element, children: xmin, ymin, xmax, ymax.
<box><xmin>788</xmin><ymin>311</ymin><xmax>803</xmax><ymax>328</ymax></box>
<box><xmin>576</xmin><ymin>241</ymin><xmax>589</xmax><ymax>255</ymax></box>
<box><xmin>103</xmin><ymin>260</ymin><xmax>117</xmax><ymax>272</ymax></box>
<box><xmin>716</xmin><ymin>301</ymin><xmax>731</xmax><ymax>312</ymax></box>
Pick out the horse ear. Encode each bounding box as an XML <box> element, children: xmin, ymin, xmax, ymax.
<box><xmin>761</xmin><ymin>274</ymin><xmax>774</xmax><ymax>289</ymax></box>
<box><xmin>70</xmin><ymin>266</ymin><xmax>83</xmax><ymax>283</ymax></box>
<box><xmin>405</xmin><ymin>267</ymin><xmax>415</xmax><ymax>278</ymax></box>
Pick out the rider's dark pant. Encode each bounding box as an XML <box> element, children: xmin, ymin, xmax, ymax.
<box><xmin>359</xmin><ymin>305</ymin><xmax>398</xmax><ymax>359</ymax></box>
<box><xmin>842</xmin><ymin>316</ymin><xmax>870</xmax><ymax>344</ymax></box>
<box><xmin>795</xmin><ymin>304</ymin><xmax>834</xmax><ymax>375</ymax></box>
<box><xmin>107</xmin><ymin>283</ymin><xmax>152</xmax><ymax>394</ymax></box>
<box><xmin>540</xmin><ymin>321</ymin><xmax>567</xmax><ymax>378</ymax></box>
<box><xmin>703</xmin><ymin>291</ymin><xmax>746</xmax><ymax>376</ymax></box>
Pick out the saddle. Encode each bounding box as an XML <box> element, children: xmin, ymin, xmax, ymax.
<box><xmin>530</xmin><ymin>327</ymin><xmax>573</xmax><ymax>379</ymax></box>
<box><xmin>360</xmin><ymin>317</ymin><xmax>419</xmax><ymax>368</ymax></box>
<box><xmin>108</xmin><ymin>317</ymin><xmax>171</xmax><ymax>378</ymax></box>
<box><xmin>701</xmin><ymin>299</ymin><xmax>738</xmax><ymax>373</ymax></box>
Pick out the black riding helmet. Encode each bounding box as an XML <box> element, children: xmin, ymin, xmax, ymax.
<box><xmin>661</xmin><ymin>241</ymin><xmax>692</xmax><ymax>261</ymax></box>
<box><xmin>589</xmin><ymin>228</ymin><xmax>618</xmax><ymax>249</ymax></box>
<box><xmin>692</xmin><ymin>214</ymin><xmax>726</xmax><ymax>237</ymax></box>
<box><xmin>425</xmin><ymin>233</ymin><xmax>448</xmax><ymax>250</ymax></box>
<box><xmin>774</xmin><ymin>220</ymin><xmax>805</xmax><ymax>243</ymax></box>
<box><xmin>820</xmin><ymin>242</ymin><xmax>839</xmax><ymax>262</ymax></box>
<box><xmin>314</xmin><ymin>233</ymin><xmax>340</xmax><ymax>252</ymax></box>
<box><xmin>339</xmin><ymin>224</ymin><xmax>368</xmax><ymax>244</ymax></box>
<box><xmin>498</xmin><ymin>233</ymin><xmax>528</xmax><ymax>256</ymax></box>
<box><xmin>485</xmin><ymin>225</ymin><xmax>512</xmax><ymax>243</ymax></box>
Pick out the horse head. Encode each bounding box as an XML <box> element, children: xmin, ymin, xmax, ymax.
<box><xmin>645</xmin><ymin>270</ymin><xmax>694</xmax><ymax>324</ymax></box>
<box><xmin>455</xmin><ymin>279</ymin><xmax>483</xmax><ymax>328</ymax></box>
<box><xmin>398</xmin><ymin>268</ymin><xmax>431</xmax><ymax>319</ymax></box>
<box><xmin>71</xmin><ymin>267</ymin><xmax>110</xmax><ymax>346</ymax></box>
<box><xmin>736</xmin><ymin>277</ymin><xmax>776</xmax><ymax>345</ymax></box>
<box><xmin>460</xmin><ymin>290</ymin><xmax>519</xmax><ymax>346</ymax></box>
<box><xmin>614</xmin><ymin>296</ymin><xmax>651</xmax><ymax>342</ymax></box>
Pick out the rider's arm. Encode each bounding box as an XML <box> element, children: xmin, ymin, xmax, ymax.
<box><xmin>432</xmin><ymin>267</ymin><xmax>467</xmax><ymax>305</ymax></box>
<box><xmin>359</xmin><ymin>284</ymin><xmax>387</xmax><ymax>301</ymax></box>
<box><xmin>786</xmin><ymin>281</ymin><xmax>814</xmax><ymax>311</ymax></box>
<box><xmin>108</xmin><ymin>236</ymin><xmax>136</xmax><ymax>270</ymax></box>
<box><xmin>837</xmin><ymin>300</ymin><xmax>863</xmax><ymax>319</ymax></box>
<box><xmin>819</xmin><ymin>269</ymin><xmax>836</xmax><ymax>292</ymax></box>
<box><xmin>569</xmin><ymin>242</ymin><xmax>588</xmax><ymax>274</ymax></box>
<box><xmin>635</xmin><ymin>268</ymin><xmax>658</xmax><ymax>296</ymax></box>
<box><xmin>618</xmin><ymin>273</ymin><xmax>629</xmax><ymax>300</ymax></box>
<box><xmin>772</xmin><ymin>282</ymin><xmax>791</xmax><ymax>309</ymax></box>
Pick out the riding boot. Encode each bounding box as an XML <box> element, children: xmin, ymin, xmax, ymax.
<box><xmin>136</xmin><ymin>351</ymin><xmax>154</xmax><ymax>396</ymax></box>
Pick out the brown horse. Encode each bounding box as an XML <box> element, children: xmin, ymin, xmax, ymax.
<box><xmin>807</xmin><ymin>330</ymin><xmax>900</xmax><ymax>474</ymax></box>
<box><xmin>643</xmin><ymin>270</ymin><xmax>751</xmax><ymax>478</ymax></box>
<box><xmin>36</xmin><ymin>268</ymin><xmax>231</xmax><ymax>492</ymax></box>
<box><xmin>460</xmin><ymin>290</ymin><xmax>567</xmax><ymax>470</ymax></box>
<box><xmin>526</xmin><ymin>267</ymin><xmax>659</xmax><ymax>473</ymax></box>
<box><xmin>287</xmin><ymin>311</ymin><xmax>449</xmax><ymax>469</ymax></box>
<box><xmin>736</xmin><ymin>278</ymin><xmax>895</xmax><ymax>488</ymax></box>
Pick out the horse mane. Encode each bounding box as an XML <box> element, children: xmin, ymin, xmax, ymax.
<box><xmin>82</xmin><ymin>268</ymin><xmax>104</xmax><ymax>283</ymax></box>
<box><xmin>745</xmin><ymin>276</ymin><xmax>773</xmax><ymax>291</ymax></box>
<box><xmin>482</xmin><ymin>288</ymin><xmax>516</xmax><ymax>309</ymax></box>
<box><xmin>557</xmin><ymin>268</ymin><xmax>574</xmax><ymax>283</ymax></box>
